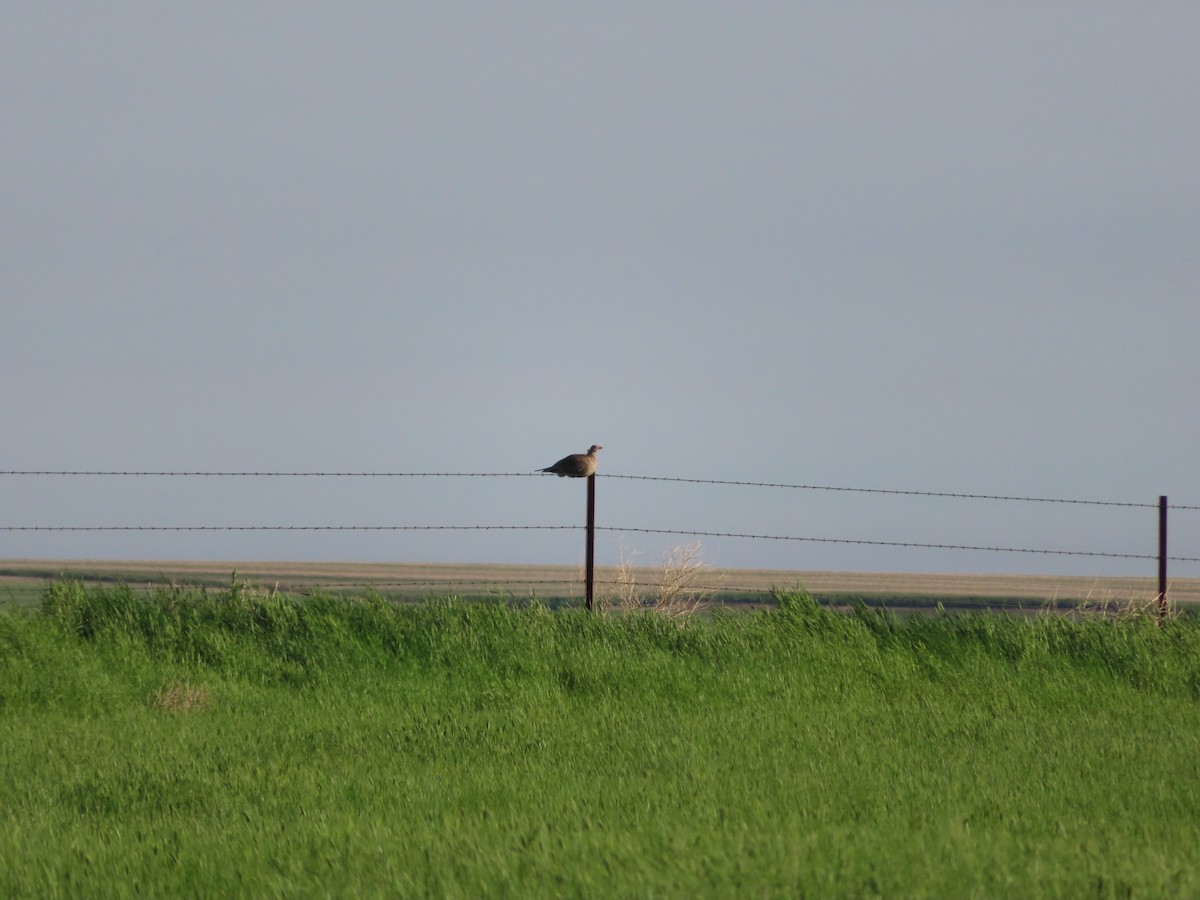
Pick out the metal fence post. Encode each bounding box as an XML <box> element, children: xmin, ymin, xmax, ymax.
<box><xmin>585</xmin><ymin>474</ymin><xmax>596</xmax><ymax>611</ymax></box>
<box><xmin>1158</xmin><ymin>495</ymin><xmax>1168</xmax><ymax>618</ymax></box>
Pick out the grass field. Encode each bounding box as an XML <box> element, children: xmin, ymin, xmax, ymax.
<box><xmin>2</xmin><ymin>580</ymin><xmax>1199</xmax><ymax>896</ymax></box>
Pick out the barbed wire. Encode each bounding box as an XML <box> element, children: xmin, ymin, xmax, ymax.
<box><xmin>0</xmin><ymin>470</ymin><xmax>541</xmax><ymax>478</ymax></box>
<box><xmin>3</xmin><ymin>522</ymin><xmax>1196</xmax><ymax>562</ymax></box>
<box><xmin>0</xmin><ymin>565</ymin><xmax>975</xmax><ymax>598</ymax></box>
<box><xmin>8</xmin><ymin>573</ymin><xmax>779</xmax><ymax>599</ymax></box>
<box><xmin>9</xmin><ymin>571</ymin><xmax>1190</xmax><ymax>605</ymax></box>
<box><xmin>0</xmin><ymin>524</ymin><xmax>571</xmax><ymax>532</ymax></box>
<box><xmin>600</xmin><ymin>526</ymin><xmax>1200</xmax><ymax>563</ymax></box>
<box><xmin>603</xmin><ymin>475</ymin><xmax>1198</xmax><ymax>509</ymax></box>
<box><xmin>1</xmin><ymin>469</ymin><xmax>1195</xmax><ymax>509</ymax></box>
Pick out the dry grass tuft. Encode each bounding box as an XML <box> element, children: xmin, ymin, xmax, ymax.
<box><xmin>1047</xmin><ymin>581</ymin><xmax>1177</xmax><ymax>622</ymax></box>
<box><xmin>227</xmin><ymin>571</ymin><xmax>283</xmax><ymax>603</ymax></box>
<box><xmin>150</xmin><ymin>680</ymin><xmax>215</xmax><ymax>714</ymax></box>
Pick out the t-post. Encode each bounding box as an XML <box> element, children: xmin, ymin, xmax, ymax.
<box><xmin>585</xmin><ymin>474</ymin><xmax>596</xmax><ymax>611</ymax></box>
<box><xmin>1158</xmin><ymin>495</ymin><xmax>1168</xmax><ymax>619</ymax></box>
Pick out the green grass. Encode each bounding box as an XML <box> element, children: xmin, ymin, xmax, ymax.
<box><xmin>2</xmin><ymin>583</ymin><xmax>1200</xmax><ymax>897</ymax></box>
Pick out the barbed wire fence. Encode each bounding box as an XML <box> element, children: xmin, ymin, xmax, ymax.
<box><xmin>2</xmin><ymin>470</ymin><xmax>1197</xmax><ymax>609</ymax></box>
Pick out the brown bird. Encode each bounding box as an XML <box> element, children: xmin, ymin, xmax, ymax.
<box><xmin>537</xmin><ymin>444</ymin><xmax>602</xmax><ymax>478</ymax></box>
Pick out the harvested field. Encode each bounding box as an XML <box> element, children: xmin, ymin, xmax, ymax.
<box><xmin>2</xmin><ymin>559</ymin><xmax>1195</xmax><ymax>610</ymax></box>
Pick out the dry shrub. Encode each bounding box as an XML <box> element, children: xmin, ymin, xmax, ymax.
<box><xmin>150</xmin><ymin>680</ymin><xmax>215</xmax><ymax>714</ymax></box>
<box><xmin>607</xmin><ymin>541</ymin><xmax>719</xmax><ymax>619</ymax></box>
<box><xmin>610</xmin><ymin>544</ymin><xmax>643</xmax><ymax>612</ymax></box>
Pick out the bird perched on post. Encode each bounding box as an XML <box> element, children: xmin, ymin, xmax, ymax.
<box><xmin>537</xmin><ymin>445</ymin><xmax>602</xmax><ymax>478</ymax></box>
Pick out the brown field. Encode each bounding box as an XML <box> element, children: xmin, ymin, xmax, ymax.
<box><xmin>2</xmin><ymin>558</ymin><xmax>1195</xmax><ymax>611</ymax></box>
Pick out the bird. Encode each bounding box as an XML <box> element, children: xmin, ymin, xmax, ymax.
<box><xmin>537</xmin><ymin>444</ymin><xmax>602</xmax><ymax>478</ymax></box>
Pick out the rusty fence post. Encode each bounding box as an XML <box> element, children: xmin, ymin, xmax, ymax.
<box><xmin>1158</xmin><ymin>495</ymin><xmax>1168</xmax><ymax>618</ymax></box>
<box><xmin>585</xmin><ymin>474</ymin><xmax>596</xmax><ymax>611</ymax></box>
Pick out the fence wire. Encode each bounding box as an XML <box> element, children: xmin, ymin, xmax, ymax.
<box><xmin>2</xmin><ymin>471</ymin><xmax>1196</xmax><ymax>568</ymax></box>
<box><xmin>2</xmin><ymin>469</ymin><xmax>1196</xmax><ymax>509</ymax></box>
<box><xmin>3</xmin><ymin>522</ymin><xmax>1197</xmax><ymax>563</ymax></box>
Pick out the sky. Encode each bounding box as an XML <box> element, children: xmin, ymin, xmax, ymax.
<box><xmin>3</xmin><ymin>4</ymin><xmax>1198</xmax><ymax>580</ymax></box>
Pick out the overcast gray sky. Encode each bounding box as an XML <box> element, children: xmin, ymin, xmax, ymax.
<box><xmin>3</xmin><ymin>4</ymin><xmax>1198</xmax><ymax>579</ymax></box>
